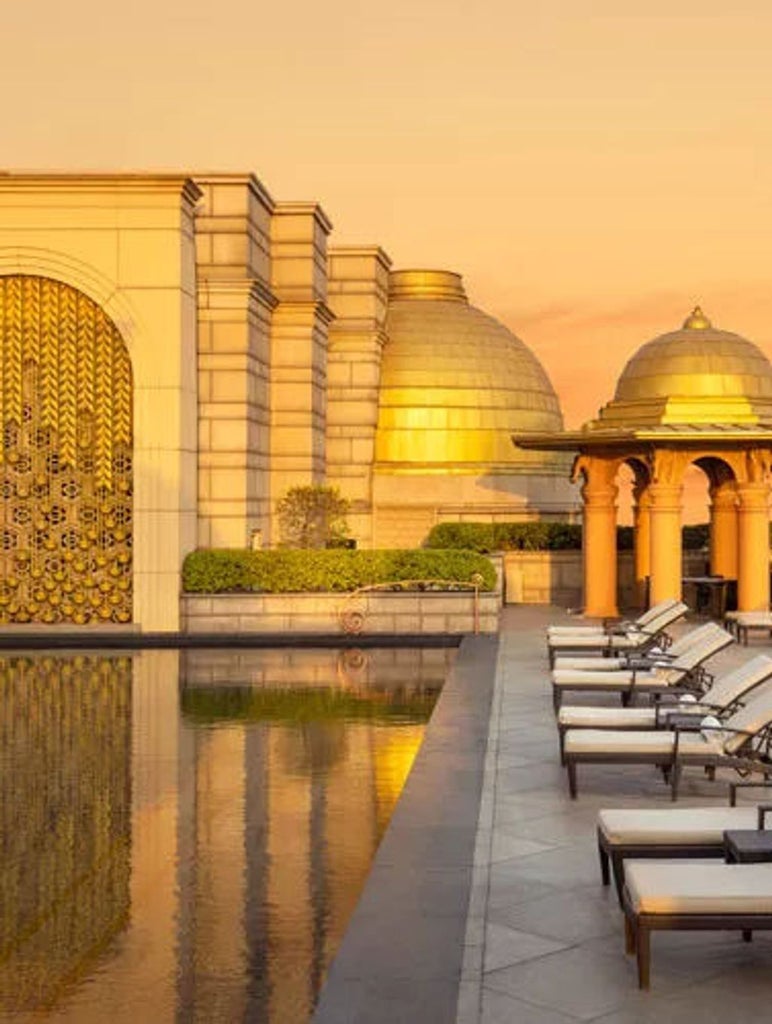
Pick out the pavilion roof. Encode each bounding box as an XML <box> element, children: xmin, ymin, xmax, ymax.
<box><xmin>514</xmin><ymin>422</ymin><xmax>772</xmax><ymax>452</ymax></box>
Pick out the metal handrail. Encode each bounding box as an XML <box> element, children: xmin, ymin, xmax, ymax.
<box><xmin>338</xmin><ymin>575</ymin><xmax>486</xmax><ymax>635</ymax></box>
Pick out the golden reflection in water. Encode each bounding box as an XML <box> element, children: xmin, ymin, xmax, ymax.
<box><xmin>0</xmin><ymin>655</ymin><xmax>132</xmax><ymax>1016</ymax></box>
<box><xmin>0</xmin><ymin>647</ymin><xmax>448</xmax><ymax>1024</ymax></box>
<box><xmin>177</xmin><ymin>646</ymin><xmax>447</xmax><ymax>1024</ymax></box>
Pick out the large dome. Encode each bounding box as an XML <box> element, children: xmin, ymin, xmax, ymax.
<box><xmin>598</xmin><ymin>307</ymin><xmax>772</xmax><ymax>427</ymax></box>
<box><xmin>375</xmin><ymin>270</ymin><xmax>566</xmax><ymax>472</ymax></box>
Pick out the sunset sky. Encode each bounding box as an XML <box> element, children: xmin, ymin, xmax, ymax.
<box><xmin>6</xmin><ymin>0</ymin><xmax>772</xmax><ymax>430</ymax></box>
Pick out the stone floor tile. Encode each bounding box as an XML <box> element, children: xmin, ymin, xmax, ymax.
<box><xmin>480</xmin><ymin>987</ymin><xmax>581</xmax><ymax>1024</ymax></box>
<box><xmin>490</xmin><ymin>887</ymin><xmax>618</xmax><ymax>944</ymax></box>
<box><xmin>490</xmin><ymin>832</ymin><xmax>557</xmax><ymax>863</ymax></box>
<box><xmin>483</xmin><ymin>944</ymin><xmax>692</xmax><ymax>1021</ymax></box>
<box><xmin>483</xmin><ymin>922</ymin><xmax>569</xmax><ymax>972</ymax></box>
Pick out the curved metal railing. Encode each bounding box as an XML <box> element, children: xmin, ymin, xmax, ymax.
<box><xmin>338</xmin><ymin>574</ymin><xmax>486</xmax><ymax>635</ymax></box>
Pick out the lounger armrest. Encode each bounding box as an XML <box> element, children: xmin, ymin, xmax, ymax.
<box><xmin>730</xmin><ymin>780</ymin><xmax>772</xmax><ymax>806</ymax></box>
<box><xmin>758</xmin><ymin>804</ymin><xmax>772</xmax><ymax>830</ymax></box>
<box><xmin>656</xmin><ymin>700</ymin><xmax>728</xmax><ymax>726</ymax></box>
<box><xmin>654</xmin><ymin>687</ymin><xmax>701</xmax><ymax>704</ymax></box>
<box><xmin>671</xmin><ymin>723</ymin><xmax>760</xmax><ymax>765</ymax></box>
<box><xmin>698</xmin><ymin>700</ymin><xmax>735</xmax><ymax>715</ymax></box>
<box><xmin>625</xmin><ymin>657</ymin><xmax>662</xmax><ymax>670</ymax></box>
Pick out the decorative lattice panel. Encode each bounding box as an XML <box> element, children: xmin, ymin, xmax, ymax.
<box><xmin>0</xmin><ymin>277</ymin><xmax>133</xmax><ymax>624</ymax></box>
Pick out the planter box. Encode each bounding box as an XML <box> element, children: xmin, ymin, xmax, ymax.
<box><xmin>182</xmin><ymin>590</ymin><xmax>500</xmax><ymax>635</ymax></box>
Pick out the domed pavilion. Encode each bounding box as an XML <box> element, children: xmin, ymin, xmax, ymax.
<box><xmin>371</xmin><ymin>270</ymin><xmax>577</xmax><ymax>545</ymax></box>
<box><xmin>516</xmin><ymin>308</ymin><xmax>772</xmax><ymax>616</ymax></box>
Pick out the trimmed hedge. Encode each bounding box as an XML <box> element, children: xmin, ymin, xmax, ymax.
<box><xmin>424</xmin><ymin>522</ymin><xmax>582</xmax><ymax>553</ymax></box>
<box><xmin>182</xmin><ymin>548</ymin><xmax>497</xmax><ymax>593</ymax></box>
<box><xmin>424</xmin><ymin>521</ymin><xmax>713</xmax><ymax>553</ymax></box>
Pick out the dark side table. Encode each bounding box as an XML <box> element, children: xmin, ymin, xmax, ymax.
<box><xmin>724</xmin><ymin>805</ymin><xmax>772</xmax><ymax>863</ymax></box>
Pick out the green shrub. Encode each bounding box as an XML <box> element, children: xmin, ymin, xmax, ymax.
<box><xmin>424</xmin><ymin>521</ymin><xmax>582</xmax><ymax>552</ymax></box>
<box><xmin>276</xmin><ymin>484</ymin><xmax>350</xmax><ymax>548</ymax></box>
<box><xmin>182</xmin><ymin>548</ymin><xmax>497</xmax><ymax>593</ymax></box>
<box><xmin>423</xmin><ymin>521</ymin><xmax>715</xmax><ymax>553</ymax></box>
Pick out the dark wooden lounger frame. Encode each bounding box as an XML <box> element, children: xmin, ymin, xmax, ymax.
<box><xmin>621</xmin><ymin>885</ymin><xmax>771</xmax><ymax>989</ymax></box>
<box><xmin>597</xmin><ymin>784</ymin><xmax>772</xmax><ymax>905</ymax></box>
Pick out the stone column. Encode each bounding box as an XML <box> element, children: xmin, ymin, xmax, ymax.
<box><xmin>736</xmin><ymin>483</ymin><xmax>770</xmax><ymax>611</ymax></box>
<box><xmin>632</xmin><ymin>486</ymin><xmax>651</xmax><ymax>606</ymax></box>
<box><xmin>648</xmin><ymin>483</ymin><xmax>683</xmax><ymax>606</ymax></box>
<box><xmin>709</xmin><ymin>483</ymin><xmax>738</xmax><ymax>579</ymax></box>
<box><xmin>582</xmin><ymin>476</ymin><xmax>618</xmax><ymax>618</ymax></box>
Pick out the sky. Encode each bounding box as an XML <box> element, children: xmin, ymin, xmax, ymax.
<box><xmin>5</xmin><ymin>0</ymin><xmax>772</xmax><ymax>433</ymax></box>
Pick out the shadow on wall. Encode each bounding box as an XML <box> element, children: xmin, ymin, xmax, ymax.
<box><xmin>502</xmin><ymin>550</ymin><xmax>709</xmax><ymax>611</ymax></box>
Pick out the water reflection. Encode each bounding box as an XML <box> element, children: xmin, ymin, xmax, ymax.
<box><xmin>0</xmin><ymin>647</ymin><xmax>449</xmax><ymax>1023</ymax></box>
<box><xmin>0</xmin><ymin>655</ymin><xmax>132</xmax><ymax>1016</ymax></box>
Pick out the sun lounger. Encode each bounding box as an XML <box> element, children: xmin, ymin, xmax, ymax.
<box><xmin>563</xmin><ymin>685</ymin><xmax>772</xmax><ymax>799</ymax></box>
<box><xmin>552</xmin><ymin>622</ymin><xmax>702</xmax><ymax>672</ymax></box>
<box><xmin>546</xmin><ymin>599</ymin><xmax>679</xmax><ymax>636</ymax></box>
<box><xmin>546</xmin><ymin>601</ymin><xmax>688</xmax><ymax>667</ymax></box>
<box><xmin>723</xmin><ymin>611</ymin><xmax>772</xmax><ymax>645</ymax></box>
<box><xmin>551</xmin><ymin>623</ymin><xmax>733</xmax><ymax>712</ymax></box>
<box><xmin>623</xmin><ymin>859</ymin><xmax>772</xmax><ymax>988</ymax></box>
<box><xmin>597</xmin><ymin>803</ymin><xmax>764</xmax><ymax>903</ymax></box>
<box><xmin>557</xmin><ymin>654</ymin><xmax>772</xmax><ymax>760</ymax></box>
<box><xmin>552</xmin><ymin>619</ymin><xmax>729</xmax><ymax>674</ymax></box>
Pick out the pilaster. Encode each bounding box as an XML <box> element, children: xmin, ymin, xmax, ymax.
<box><xmin>269</xmin><ymin>203</ymin><xmax>333</xmax><ymax>507</ymax></box>
<box><xmin>325</xmin><ymin>246</ymin><xmax>392</xmax><ymax>546</ymax></box>
<box><xmin>194</xmin><ymin>174</ymin><xmax>276</xmax><ymax>547</ymax></box>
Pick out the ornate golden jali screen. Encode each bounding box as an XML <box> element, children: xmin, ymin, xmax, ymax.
<box><xmin>0</xmin><ymin>276</ymin><xmax>133</xmax><ymax>624</ymax></box>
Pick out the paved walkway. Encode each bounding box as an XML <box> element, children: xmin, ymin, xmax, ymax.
<box><xmin>458</xmin><ymin>606</ymin><xmax>772</xmax><ymax>1024</ymax></box>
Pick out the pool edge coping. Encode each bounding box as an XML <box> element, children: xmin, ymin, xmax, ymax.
<box><xmin>311</xmin><ymin>632</ymin><xmax>499</xmax><ymax>1024</ymax></box>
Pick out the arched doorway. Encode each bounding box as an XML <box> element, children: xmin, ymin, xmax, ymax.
<box><xmin>0</xmin><ymin>276</ymin><xmax>133</xmax><ymax>624</ymax></box>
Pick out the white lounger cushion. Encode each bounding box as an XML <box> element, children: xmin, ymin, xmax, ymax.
<box><xmin>626</xmin><ymin>860</ymin><xmax>772</xmax><ymax>914</ymax></box>
<box><xmin>552</xmin><ymin>668</ymin><xmax>678</xmax><ymax>689</ymax></box>
<box><xmin>549</xmin><ymin>632</ymin><xmax>653</xmax><ymax>651</ymax></box>
<box><xmin>598</xmin><ymin>806</ymin><xmax>758</xmax><ymax>846</ymax></box>
<box><xmin>559</xmin><ymin>706</ymin><xmax>657</xmax><ymax>728</ymax></box>
<box><xmin>564</xmin><ymin>729</ymin><xmax>724</xmax><ymax>757</ymax></box>
<box><xmin>553</xmin><ymin>656</ymin><xmax>628</xmax><ymax>671</ymax></box>
<box><xmin>547</xmin><ymin>625</ymin><xmax>607</xmax><ymax>636</ymax></box>
<box><xmin>725</xmin><ymin>612</ymin><xmax>772</xmax><ymax>626</ymax></box>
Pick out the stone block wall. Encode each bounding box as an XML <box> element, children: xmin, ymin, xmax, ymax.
<box><xmin>182</xmin><ymin>591</ymin><xmax>500</xmax><ymax>635</ymax></box>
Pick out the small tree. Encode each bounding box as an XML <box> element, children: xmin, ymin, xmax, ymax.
<box><xmin>276</xmin><ymin>485</ymin><xmax>350</xmax><ymax>549</ymax></box>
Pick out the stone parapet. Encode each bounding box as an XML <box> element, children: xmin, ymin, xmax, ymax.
<box><xmin>182</xmin><ymin>591</ymin><xmax>499</xmax><ymax>635</ymax></box>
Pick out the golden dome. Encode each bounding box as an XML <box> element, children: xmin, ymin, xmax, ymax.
<box><xmin>597</xmin><ymin>308</ymin><xmax>772</xmax><ymax>427</ymax></box>
<box><xmin>375</xmin><ymin>270</ymin><xmax>566</xmax><ymax>471</ymax></box>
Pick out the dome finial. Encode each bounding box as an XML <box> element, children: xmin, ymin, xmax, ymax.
<box><xmin>683</xmin><ymin>305</ymin><xmax>712</xmax><ymax>330</ymax></box>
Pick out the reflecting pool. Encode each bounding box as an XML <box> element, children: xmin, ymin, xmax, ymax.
<box><xmin>0</xmin><ymin>646</ymin><xmax>451</xmax><ymax>1023</ymax></box>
